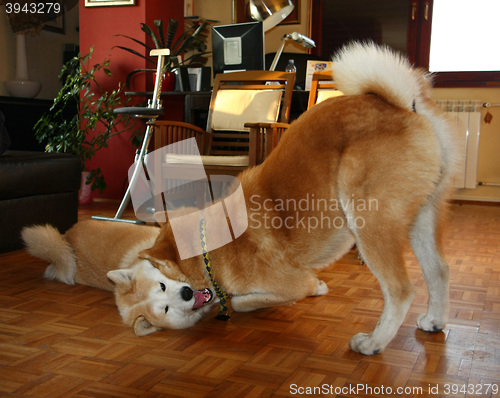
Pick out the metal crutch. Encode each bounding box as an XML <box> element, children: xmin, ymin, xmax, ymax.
<box><xmin>92</xmin><ymin>48</ymin><xmax>170</xmax><ymax>224</ymax></box>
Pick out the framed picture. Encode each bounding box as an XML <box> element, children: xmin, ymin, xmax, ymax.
<box><xmin>233</xmin><ymin>0</ymin><xmax>300</xmax><ymax>25</ymax></box>
<box><xmin>85</xmin><ymin>0</ymin><xmax>135</xmax><ymax>7</ymax></box>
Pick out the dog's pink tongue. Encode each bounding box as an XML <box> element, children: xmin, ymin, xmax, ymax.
<box><xmin>192</xmin><ymin>289</ymin><xmax>212</xmax><ymax>309</ymax></box>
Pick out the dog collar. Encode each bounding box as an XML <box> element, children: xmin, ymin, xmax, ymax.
<box><xmin>200</xmin><ymin>218</ymin><xmax>230</xmax><ymax>321</ymax></box>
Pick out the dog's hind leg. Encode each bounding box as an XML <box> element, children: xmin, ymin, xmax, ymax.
<box><xmin>347</xmin><ymin>215</ymin><xmax>415</xmax><ymax>355</ymax></box>
<box><xmin>410</xmin><ymin>199</ymin><xmax>450</xmax><ymax>333</ymax></box>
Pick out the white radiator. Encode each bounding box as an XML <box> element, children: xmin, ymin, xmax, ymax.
<box><xmin>436</xmin><ymin>100</ymin><xmax>482</xmax><ymax>189</ymax></box>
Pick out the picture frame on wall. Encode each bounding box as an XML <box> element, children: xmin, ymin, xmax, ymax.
<box><xmin>85</xmin><ymin>0</ymin><xmax>135</xmax><ymax>7</ymax></box>
<box><xmin>233</xmin><ymin>0</ymin><xmax>300</xmax><ymax>25</ymax></box>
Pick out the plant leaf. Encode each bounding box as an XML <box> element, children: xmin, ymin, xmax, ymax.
<box><xmin>182</xmin><ymin>51</ymin><xmax>211</xmax><ymax>65</ymax></box>
<box><xmin>166</xmin><ymin>18</ymin><xmax>178</xmax><ymax>49</ymax></box>
<box><xmin>171</xmin><ymin>21</ymin><xmax>207</xmax><ymax>55</ymax></box>
<box><xmin>154</xmin><ymin>19</ymin><xmax>166</xmax><ymax>48</ymax></box>
<box><xmin>112</xmin><ymin>46</ymin><xmax>155</xmax><ymax>64</ymax></box>
<box><xmin>141</xmin><ymin>22</ymin><xmax>161</xmax><ymax>49</ymax></box>
<box><xmin>113</xmin><ymin>34</ymin><xmax>152</xmax><ymax>51</ymax></box>
<box><xmin>33</xmin><ymin>48</ymin><xmax>139</xmax><ymax>192</ymax></box>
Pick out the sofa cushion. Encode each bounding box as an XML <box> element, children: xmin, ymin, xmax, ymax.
<box><xmin>0</xmin><ymin>192</ymin><xmax>79</xmax><ymax>253</ymax></box>
<box><xmin>0</xmin><ymin>150</ymin><xmax>81</xmax><ymax>201</ymax></box>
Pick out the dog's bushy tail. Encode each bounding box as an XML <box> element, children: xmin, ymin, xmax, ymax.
<box><xmin>21</xmin><ymin>225</ymin><xmax>77</xmax><ymax>285</ymax></box>
<box><xmin>332</xmin><ymin>41</ymin><xmax>425</xmax><ymax>112</ymax></box>
<box><xmin>333</xmin><ymin>41</ymin><xmax>459</xmax><ymax>204</ymax></box>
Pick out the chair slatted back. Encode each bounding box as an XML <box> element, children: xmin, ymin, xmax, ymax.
<box><xmin>155</xmin><ymin>121</ymin><xmax>207</xmax><ymax>154</ymax></box>
<box><xmin>307</xmin><ymin>71</ymin><xmax>340</xmax><ymax>109</ymax></box>
<box><xmin>249</xmin><ymin>123</ymin><xmax>289</xmax><ymax>166</ymax></box>
<box><xmin>205</xmin><ymin>70</ymin><xmax>295</xmax><ymax>157</ymax></box>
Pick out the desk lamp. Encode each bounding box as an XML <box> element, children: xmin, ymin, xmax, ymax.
<box><xmin>247</xmin><ymin>0</ymin><xmax>316</xmax><ymax>71</ymax></box>
<box><xmin>269</xmin><ymin>32</ymin><xmax>315</xmax><ymax>71</ymax></box>
<box><xmin>249</xmin><ymin>0</ymin><xmax>295</xmax><ymax>32</ymax></box>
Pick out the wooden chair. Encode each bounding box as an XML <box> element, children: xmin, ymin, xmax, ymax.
<box><xmin>248</xmin><ymin>71</ymin><xmax>344</xmax><ymax>166</ymax></box>
<box><xmin>307</xmin><ymin>71</ymin><xmax>343</xmax><ymax>109</ymax></box>
<box><xmin>154</xmin><ymin>70</ymin><xmax>295</xmax><ymax>175</ymax></box>
<box><xmin>246</xmin><ymin>120</ymin><xmax>290</xmax><ymax>166</ymax></box>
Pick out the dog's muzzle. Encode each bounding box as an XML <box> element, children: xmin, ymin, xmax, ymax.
<box><xmin>180</xmin><ymin>286</ymin><xmax>214</xmax><ymax>310</ymax></box>
<box><xmin>192</xmin><ymin>288</ymin><xmax>214</xmax><ymax>310</ymax></box>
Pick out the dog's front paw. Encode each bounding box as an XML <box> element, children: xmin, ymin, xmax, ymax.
<box><xmin>314</xmin><ymin>280</ymin><xmax>328</xmax><ymax>296</ymax></box>
<box><xmin>417</xmin><ymin>313</ymin><xmax>446</xmax><ymax>332</ymax></box>
<box><xmin>349</xmin><ymin>333</ymin><xmax>384</xmax><ymax>355</ymax></box>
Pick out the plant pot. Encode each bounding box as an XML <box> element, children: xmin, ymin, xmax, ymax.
<box><xmin>154</xmin><ymin>72</ymin><xmax>177</xmax><ymax>92</ymax></box>
<box><xmin>79</xmin><ymin>171</ymin><xmax>93</xmax><ymax>205</ymax></box>
<box><xmin>163</xmin><ymin>72</ymin><xmax>177</xmax><ymax>91</ymax></box>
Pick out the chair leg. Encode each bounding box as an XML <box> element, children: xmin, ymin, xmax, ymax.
<box><xmin>91</xmin><ymin>122</ymin><xmax>155</xmax><ymax>224</ymax></box>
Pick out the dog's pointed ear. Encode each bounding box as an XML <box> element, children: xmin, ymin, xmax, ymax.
<box><xmin>138</xmin><ymin>253</ymin><xmax>187</xmax><ymax>282</ymax></box>
<box><xmin>107</xmin><ymin>269</ymin><xmax>134</xmax><ymax>293</ymax></box>
<box><xmin>134</xmin><ymin>315</ymin><xmax>161</xmax><ymax>336</ymax></box>
<box><xmin>139</xmin><ymin>222</ymin><xmax>178</xmax><ymax>264</ymax></box>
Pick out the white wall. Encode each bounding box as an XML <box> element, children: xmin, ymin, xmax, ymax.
<box><xmin>433</xmin><ymin>87</ymin><xmax>500</xmax><ymax>186</ymax></box>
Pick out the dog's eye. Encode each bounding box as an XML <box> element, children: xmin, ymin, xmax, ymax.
<box><xmin>159</xmin><ymin>282</ymin><xmax>166</xmax><ymax>292</ymax></box>
<box><xmin>165</xmin><ymin>306</ymin><xmax>169</xmax><ymax>314</ymax></box>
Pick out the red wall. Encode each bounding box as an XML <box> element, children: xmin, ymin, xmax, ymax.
<box><xmin>79</xmin><ymin>0</ymin><xmax>184</xmax><ymax>199</ymax></box>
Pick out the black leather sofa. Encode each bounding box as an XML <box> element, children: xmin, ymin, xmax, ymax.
<box><xmin>0</xmin><ymin>108</ymin><xmax>81</xmax><ymax>253</ymax></box>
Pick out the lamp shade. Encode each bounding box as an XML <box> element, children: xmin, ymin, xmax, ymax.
<box><xmin>249</xmin><ymin>0</ymin><xmax>294</xmax><ymax>31</ymax></box>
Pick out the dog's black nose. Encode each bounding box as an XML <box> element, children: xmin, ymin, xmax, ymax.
<box><xmin>180</xmin><ymin>286</ymin><xmax>193</xmax><ymax>301</ymax></box>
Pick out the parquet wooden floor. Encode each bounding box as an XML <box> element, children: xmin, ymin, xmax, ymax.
<box><xmin>0</xmin><ymin>200</ymin><xmax>499</xmax><ymax>397</ymax></box>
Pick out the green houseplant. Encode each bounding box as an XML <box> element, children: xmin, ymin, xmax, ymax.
<box><xmin>34</xmin><ymin>47</ymin><xmax>138</xmax><ymax>196</ymax></box>
<box><xmin>115</xmin><ymin>17</ymin><xmax>215</xmax><ymax>89</ymax></box>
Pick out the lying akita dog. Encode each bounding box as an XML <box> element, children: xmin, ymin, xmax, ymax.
<box><xmin>22</xmin><ymin>220</ymin><xmax>216</xmax><ymax>336</ymax></box>
<box><xmin>140</xmin><ymin>42</ymin><xmax>459</xmax><ymax>354</ymax></box>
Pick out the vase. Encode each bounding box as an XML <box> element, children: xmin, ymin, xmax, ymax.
<box><xmin>154</xmin><ymin>72</ymin><xmax>177</xmax><ymax>92</ymax></box>
<box><xmin>5</xmin><ymin>33</ymin><xmax>42</xmax><ymax>98</ymax></box>
<box><xmin>163</xmin><ymin>72</ymin><xmax>177</xmax><ymax>91</ymax></box>
<box><xmin>79</xmin><ymin>171</ymin><xmax>93</xmax><ymax>205</ymax></box>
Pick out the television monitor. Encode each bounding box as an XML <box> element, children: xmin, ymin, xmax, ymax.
<box><xmin>212</xmin><ymin>21</ymin><xmax>264</xmax><ymax>75</ymax></box>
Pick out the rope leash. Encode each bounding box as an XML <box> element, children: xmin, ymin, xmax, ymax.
<box><xmin>200</xmin><ymin>219</ymin><xmax>230</xmax><ymax>321</ymax></box>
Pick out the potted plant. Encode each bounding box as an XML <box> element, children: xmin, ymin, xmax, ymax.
<box><xmin>115</xmin><ymin>17</ymin><xmax>215</xmax><ymax>90</ymax></box>
<box><xmin>34</xmin><ymin>47</ymin><xmax>139</xmax><ymax>203</ymax></box>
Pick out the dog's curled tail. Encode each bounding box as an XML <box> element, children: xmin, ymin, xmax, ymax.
<box><xmin>21</xmin><ymin>224</ymin><xmax>77</xmax><ymax>285</ymax></box>
<box><xmin>332</xmin><ymin>41</ymin><xmax>425</xmax><ymax>112</ymax></box>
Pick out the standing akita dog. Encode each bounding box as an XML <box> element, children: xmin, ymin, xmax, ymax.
<box><xmin>140</xmin><ymin>42</ymin><xmax>459</xmax><ymax>354</ymax></box>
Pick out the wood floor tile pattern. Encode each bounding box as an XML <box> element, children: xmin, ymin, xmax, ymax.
<box><xmin>0</xmin><ymin>201</ymin><xmax>499</xmax><ymax>397</ymax></box>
